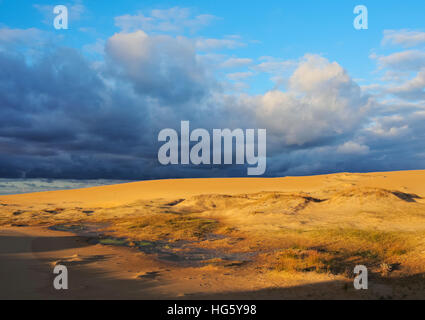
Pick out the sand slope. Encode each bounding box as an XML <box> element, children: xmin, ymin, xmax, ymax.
<box><xmin>1</xmin><ymin>170</ymin><xmax>425</xmax><ymax>207</ymax></box>
<box><xmin>1</xmin><ymin>170</ymin><xmax>425</xmax><ymax>299</ymax></box>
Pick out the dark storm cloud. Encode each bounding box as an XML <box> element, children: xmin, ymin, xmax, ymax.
<box><xmin>0</xmin><ymin>46</ymin><xmax>159</xmax><ymax>179</ymax></box>
<box><xmin>0</xmin><ymin>26</ymin><xmax>425</xmax><ymax>180</ymax></box>
<box><xmin>0</xmin><ymin>29</ymin><xmax>238</xmax><ymax>179</ymax></box>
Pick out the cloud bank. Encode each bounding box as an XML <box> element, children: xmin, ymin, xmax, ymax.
<box><xmin>0</xmin><ymin>7</ymin><xmax>425</xmax><ymax>179</ymax></box>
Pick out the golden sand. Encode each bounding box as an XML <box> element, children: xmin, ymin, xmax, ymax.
<box><xmin>1</xmin><ymin>170</ymin><xmax>425</xmax><ymax>299</ymax></box>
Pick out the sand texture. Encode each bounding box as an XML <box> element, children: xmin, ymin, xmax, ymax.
<box><xmin>1</xmin><ymin>170</ymin><xmax>425</xmax><ymax>299</ymax></box>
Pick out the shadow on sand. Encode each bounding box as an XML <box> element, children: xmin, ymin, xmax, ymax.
<box><xmin>0</xmin><ymin>232</ymin><xmax>424</xmax><ymax>300</ymax></box>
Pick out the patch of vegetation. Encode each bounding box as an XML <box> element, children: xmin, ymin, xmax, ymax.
<box><xmin>112</xmin><ymin>214</ymin><xmax>219</xmax><ymax>241</ymax></box>
<box><xmin>314</xmin><ymin>228</ymin><xmax>413</xmax><ymax>260</ymax></box>
<box><xmin>274</xmin><ymin>228</ymin><xmax>417</xmax><ymax>276</ymax></box>
<box><xmin>99</xmin><ymin>238</ymin><xmax>128</xmax><ymax>246</ymax></box>
<box><xmin>50</xmin><ymin>224</ymin><xmax>86</xmax><ymax>232</ymax></box>
<box><xmin>276</xmin><ymin>248</ymin><xmax>331</xmax><ymax>273</ymax></box>
<box><xmin>168</xmin><ymin>216</ymin><xmax>217</xmax><ymax>238</ymax></box>
<box><xmin>131</xmin><ymin>240</ymin><xmax>154</xmax><ymax>247</ymax></box>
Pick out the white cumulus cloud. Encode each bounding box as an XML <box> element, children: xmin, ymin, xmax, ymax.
<box><xmin>383</xmin><ymin>29</ymin><xmax>425</xmax><ymax>48</ymax></box>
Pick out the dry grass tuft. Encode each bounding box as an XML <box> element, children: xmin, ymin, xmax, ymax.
<box><xmin>109</xmin><ymin>214</ymin><xmax>219</xmax><ymax>241</ymax></box>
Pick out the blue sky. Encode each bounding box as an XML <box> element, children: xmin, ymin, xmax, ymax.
<box><xmin>0</xmin><ymin>0</ymin><xmax>424</xmax><ymax>180</ymax></box>
<box><xmin>2</xmin><ymin>0</ymin><xmax>424</xmax><ymax>91</ymax></box>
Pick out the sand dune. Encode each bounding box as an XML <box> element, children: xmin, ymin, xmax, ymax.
<box><xmin>1</xmin><ymin>170</ymin><xmax>425</xmax><ymax>299</ymax></box>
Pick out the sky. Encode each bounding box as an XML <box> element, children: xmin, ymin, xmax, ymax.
<box><xmin>0</xmin><ymin>0</ymin><xmax>424</xmax><ymax>181</ymax></box>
